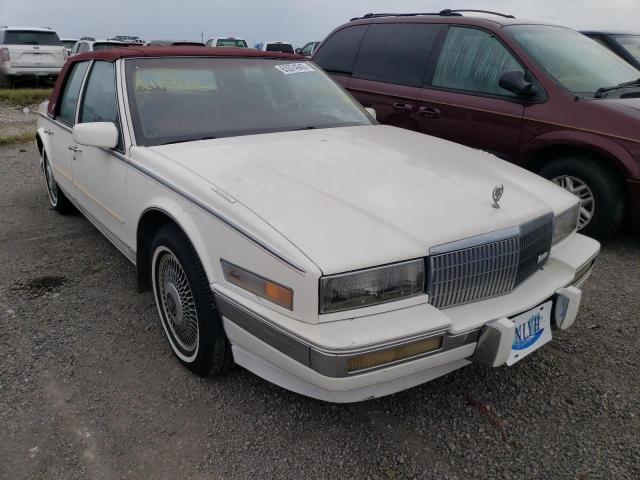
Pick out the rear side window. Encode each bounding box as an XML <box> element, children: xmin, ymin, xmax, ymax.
<box><xmin>57</xmin><ymin>61</ymin><xmax>89</xmax><ymax>125</ymax></box>
<box><xmin>432</xmin><ymin>26</ymin><xmax>521</xmax><ymax>96</ymax></box>
<box><xmin>313</xmin><ymin>25</ymin><xmax>367</xmax><ymax>75</ymax></box>
<box><xmin>353</xmin><ymin>23</ymin><xmax>442</xmax><ymax>87</ymax></box>
<box><xmin>3</xmin><ymin>30</ymin><xmax>62</xmax><ymax>46</ymax></box>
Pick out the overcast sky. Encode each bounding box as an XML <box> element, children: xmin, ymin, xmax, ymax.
<box><xmin>2</xmin><ymin>0</ymin><xmax>638</xmax><ymax>46</ymax></box>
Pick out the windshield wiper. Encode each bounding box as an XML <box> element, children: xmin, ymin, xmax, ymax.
<box><xmin>595</xmin><ymin>78</ymin><xmax>640</xmax><ymax>98</ymax></box>
<box><xmin>158</xmin><ymin>135</ymin><xmax>217</xmax><ymax>146</ymax></box>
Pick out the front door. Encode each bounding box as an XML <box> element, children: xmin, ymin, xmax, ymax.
<box><xmin>416</xmin><ymin>26</ymin><xmax>525</xmax><ymax>161</ymax></box>
<box><xmin>71</xmin><ymin>60</ymin><xmax>127</xmax><ymax>240</ymax></box>
<box><xmin>47</xmin><ymin>60</ymin><xmax>90</xmax><ymax>198</ymax></box>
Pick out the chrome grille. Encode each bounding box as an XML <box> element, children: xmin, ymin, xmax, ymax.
<box><xmin>428</xmin><ymin>215</ymin><xmax>553</xmax><ymax>309</ymax></box>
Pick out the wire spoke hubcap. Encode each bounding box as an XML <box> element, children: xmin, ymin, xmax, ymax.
<box><xmin>44</xmin><ymin>160</ymin><xmax>57</xmax><ymax>204</ymax></box>
<box><xmin>551</xmin><ymin>175</ymin><xmax>595</xmax><ymax>230</ymax></box>
<box><xmin>158</xmin><ymin>252</ymin><xmax>198</xmax><ymax>352</ymax></box>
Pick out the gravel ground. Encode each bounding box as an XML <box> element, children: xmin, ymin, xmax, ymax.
<box><xmin>0</xmin><ymin>103</ymin><xmax>38</xmax><ymax>138</ymax></box>
<box><xmin>1</xmin><ymin>142</ymin><xmax>639</xmax><ymax>480</ymax></box>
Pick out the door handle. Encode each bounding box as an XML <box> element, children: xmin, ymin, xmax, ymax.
<box><xmin>68</xmin><ymin>144</ymin><xmax>82</xmax><ymax>152</ymax></box>
<box><xmin>392</xmin><ymin>102</ymin><xmax>414</xmax><ymax>112</ymax></box>
<box><xmin>43</xmin><ymin>129</ymin><xmax>54</xmax><ymax>135</ymax></box>
<box><xmin>417</xmin><ymin>106</ymin><xmax>441</xmax><ymax>118</ymax></box>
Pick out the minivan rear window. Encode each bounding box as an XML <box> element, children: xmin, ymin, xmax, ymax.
<box><xmin>3</xmin><ymin>30</ymin><xmax>62</xmax><ymax>46</ymax></box>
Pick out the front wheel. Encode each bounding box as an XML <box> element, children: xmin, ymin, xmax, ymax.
<box><xmin>539</xmin><ymin>156</ymin><xmax>626</xmax><ymax>240</ymax></box>
<box><xmin>151</xmin><ymin>224</ymin><xmax>233</xmax><ymax>376</ymax></box>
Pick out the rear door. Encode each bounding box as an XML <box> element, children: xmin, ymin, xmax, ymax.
<box><xmin>3</xmin><ymin>30</ymin><xmax>65</xmax><ymax>68</ymax></box>
<box><xmin>416</xmin><ymin>26</ymin><xmax>525</xmax><ymax>160</ymax></box>
<box><xmin>312</xmin><ymin>25</ymin><xmax>367</xmax><ymax>88</ymax></box>
<box><xmin>48</xmin><ymin>60</ymin><xmax>90</xmax><ymax>197</ymax></box>
<box><xmin>73</xmin><ymin>60</ymin><xmax>128</xmax><ymax>240</ymax></box>
<box><xmin>348</xmin><ymin>23</ymin><xmax>443</xmax><ymax>131</ymax></box>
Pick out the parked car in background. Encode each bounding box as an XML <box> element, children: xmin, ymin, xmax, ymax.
<box><xmin>0</xmin><ymin>26</ymin><xmax>66</xmax><ymax>85</ymax></box>
<box><xmin>205</xmin><ymin>37</ymin><xmax>248</xmax><ymax>48</ymax></box>
<box><xmin>109</xmin><ymin>35</ymin><xmax>145</xmax><ymax>45</ymax></box>
<box><xmin>313</xmin><ymin>10</ymin><xmax>640</xmax><ymax>239</ymax></box>
<box><xmin>295</xmin><ymin>41</ymin><xmax>320</xmax><ymax>57</ymax></box>
<box><xmin>36</xmin><ymin>47</ymin><xmax>599</xmax><ymax>402</ymax></box>
<box><xmin>60</xmin><ymin>38</ymin><xmax>78</xmax><ymax>55</ymax></box>
<box><xmin>71</xmin><ymin>39</ymin><xmax>135</xmax><ymax>55</ymax></box>
<box><xmin>146</xmin><ymin>40</ymin><xmax>205</xmax><ymax>47</ymax></box>
<box><xmin>255</xmin><ymin>41</ymin><xmax>294</xmax><ymax>53</ymax></box>
<box><xmin>582</xmin><ymin>31</ymin><xmax>640</xmax><ymax>69</ymax></box>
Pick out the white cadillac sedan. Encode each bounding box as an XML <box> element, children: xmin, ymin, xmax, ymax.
<box><xmin>36</xmin><ymin>47</ymin><xmax>600</xmax><ymax>402</ymax></box>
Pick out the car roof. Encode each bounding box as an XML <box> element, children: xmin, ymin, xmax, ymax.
<box><xmin>0</xmin><ymin>26</ymin><xmax>57</xmax><ymax>32</ymax></box>
<box><xmin>346</xmin><ymin>14</ymin><xmax>559</xmax><ymax>29</ymax></box>
<box><xmin>48</xmin><ymin>46</ymin><xmax>303</xmax><ymax>117</ymax></box>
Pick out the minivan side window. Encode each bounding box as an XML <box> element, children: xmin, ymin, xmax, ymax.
<box><xmin>353</xmin><ymin>23</ymin><xmax>442</xmax><ymax>87</ymax></box>
<box><xmin>432</xmin><ymin>26</ymin><xmax>521</xmax><ymax>97</ymax></box>
<box><xmin>57</xmin><ymin>61</ymin><xmax>89</xmax><ymax>125</ymax></box>
<box><xmin>313</xmin><ymin>25</ymin><xmax>367</xmax><ymax>75</ymax></box>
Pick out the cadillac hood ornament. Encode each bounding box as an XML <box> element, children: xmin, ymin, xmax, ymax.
<box><xmin>492</xmin><ymin>184</ymin><xmax>504</xmax><ymax>209</ymax></box>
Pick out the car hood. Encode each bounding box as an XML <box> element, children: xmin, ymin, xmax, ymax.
<box><xmin>151</xmin><ymin>126</ymin><xmax>575</xmax><ymax>274</ymax></box>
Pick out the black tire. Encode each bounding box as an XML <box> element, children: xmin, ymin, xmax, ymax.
<box><xmin>151</xmin><ymin>224</ymin><xmax>233</xmax><ymax>376</ymax></box>
<box><xmin>43</xmin><ymin>153</ymin><xmax>74</xmax><ymax>214</ymax></box>
<box><xmin>538</xmin><ymin>156</ymin><xmax>626</xmax><ymax>240</ymax></box>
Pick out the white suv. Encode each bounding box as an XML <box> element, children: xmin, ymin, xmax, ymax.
<box><xmin>0</xmin><ymin>27</ymin><xmax>66</xmax><ymax>84</ymax></box>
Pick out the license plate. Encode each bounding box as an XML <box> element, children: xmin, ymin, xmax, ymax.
<box><xmin>506</xmin><ymin>301</ymin><xmax>553</xmax><ymax>366</ymax></box>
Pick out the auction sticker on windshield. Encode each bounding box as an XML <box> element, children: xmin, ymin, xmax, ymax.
<box><xmin>275</xmin><ymin>63</ymin><xmax>314</xmax><ymax>74</ymax></box>
<box><xmin>507</xmin><ymin>301</ymin><xmax>553</xmax><ymax>366</ymax></box>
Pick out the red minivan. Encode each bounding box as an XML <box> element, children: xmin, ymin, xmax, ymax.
<box><xmin>313</xmin><ymin>10</ymin><xmax>640</xmax><ymax>239</ymax></box>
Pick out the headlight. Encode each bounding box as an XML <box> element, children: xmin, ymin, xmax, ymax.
<box><xmin>552</xmin><ymin>204</ymin><xmax>580</xmax><ymax>245</ymax></box>
<box><xmin>319</xmin><ymin>259</ymin><xmax>425</xmax><ymax>314</ymax></box>
<box><xmin>221</xmin><ymin>260</ymin><xmax>293</xmax><ymax>310</ymax></box>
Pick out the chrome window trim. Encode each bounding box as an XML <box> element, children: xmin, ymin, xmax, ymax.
<box><xmin>215</xmin><ymin>292</ymin><xmax>480</xmax><ymax>378</ymax></box>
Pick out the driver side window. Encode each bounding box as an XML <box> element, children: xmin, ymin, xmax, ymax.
<box><xmin>79</xmin><ymin>61</ymin><xmax>122</xmax><ymax>149</ymax></box>
<box><xmin>433</xmin><ymin>26</ymin><xmax>521</xmax><ymax>96</ymax></box>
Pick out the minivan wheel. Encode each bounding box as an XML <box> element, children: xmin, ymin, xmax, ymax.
<box><xmin>43</xmin><ymin>154</ymin><xmax>73</xmax><ymax>213</ymax></box>
<box><xmin>151</xmin><ymin>224</ymin><xmax>233</xmax><ymax>376</ymax></box>
<box><xmin>539</xmin><ymin>156</ymin><xmax>625</xmax><ymax>239</ymax></box>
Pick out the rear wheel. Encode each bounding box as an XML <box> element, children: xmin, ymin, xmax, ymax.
<box><xmin>43</xmin><ymin>154</ymin><xmax>73</xmax><ymax>213</ymax></box>
<box><xmin>151</xmin><ymin>224</ymin><xmax>233</xmax><ymax>376</ymax></box>
<box><xmin>539</xmin><ymin>156</ymin><xmax>626</xmax><ymax>239</ymax></box>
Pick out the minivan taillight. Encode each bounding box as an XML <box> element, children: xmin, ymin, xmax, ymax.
<box><xmin>0</xmin><ymin>48</ymin><xmax>10</xmax><ymax>62</ymax></box>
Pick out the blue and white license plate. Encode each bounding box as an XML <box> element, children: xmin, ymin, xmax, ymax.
<box><xmin>507</xmin><ymin>301</ymin><xmax>553</xmax><ymax>366</ymax></box>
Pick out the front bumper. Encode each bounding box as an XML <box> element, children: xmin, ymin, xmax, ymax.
<box><xmin>214</xmin><ymin>233</ymin><xmax>600</xmax><ymax>402</ymax></box>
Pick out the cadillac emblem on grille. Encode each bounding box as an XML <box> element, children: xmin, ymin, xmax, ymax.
<box><xmin>492</xmin><ymin>184</ymin><xmax>504</xmax><ymax>209</ymax></box>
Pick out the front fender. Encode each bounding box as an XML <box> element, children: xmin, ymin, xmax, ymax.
<box><xmin>522</xmin><ymin>129</ymin><xmax>640</xmax><ymax>180</ymax></box>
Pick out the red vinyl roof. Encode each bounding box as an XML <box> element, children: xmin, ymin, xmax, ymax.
<box><xmin>48</xmin><ymin>46</ymin><xmax>303</xmax><ymax>116</ymax></box>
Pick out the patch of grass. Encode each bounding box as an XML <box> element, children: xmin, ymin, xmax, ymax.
<box><xmin>0</xmin><ymin>88</ymin><xmax>52</xmax><ymax>106</ymax></box>
<box><xmin>0</xmin><ymin>131</ymin><xmax>34</xmax><ymax>146</ymax></box>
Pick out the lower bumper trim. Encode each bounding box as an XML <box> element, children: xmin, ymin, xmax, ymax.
<box><xmin>215</xmin><ymin>292</ymin><xmax>479</xmax><ymax>378</ymax></box>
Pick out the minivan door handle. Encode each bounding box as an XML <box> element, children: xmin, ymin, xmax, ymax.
<box><xmin>392</xmin><ymin>103</ymin><xmax>414</xmax><ymax>112</ymax></box>
<box><xmin>417</xmin><ymin>106</ymin><xmax>441</xmax><ymax>118</ymax></box>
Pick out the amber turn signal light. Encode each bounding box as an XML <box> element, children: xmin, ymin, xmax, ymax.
<box><xmin>348</xmin><ymin>336</ymin><xmax>443</xmax><ymax>372</ymax></box>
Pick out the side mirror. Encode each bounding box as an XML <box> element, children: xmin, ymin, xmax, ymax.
<box><xmin>499</xmin><ymin>69</ymin><xmax>539</xmax><ymax>98</ymax></box>
<box><xmin>295</xmin><ymin>48</ymin><xmax>302</xmax><ymax>54</ymax></box>
<box><xmin>72</xmin><ymin>122</ymin><xmax>119</xmax><ymax>149</ymax></box>
<box><xmin>365</xmin><ymin>107</ymin><xmax>377</xmax><ymax>119</ymax></box>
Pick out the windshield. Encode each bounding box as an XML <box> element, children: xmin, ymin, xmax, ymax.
<box><xmin>614</xmin><ymin>35</ymin><xmax>640</xmax><ymax>62</ymax></box>
<box><xmin>266</xmin><ymin>43</ymin><xmax>294</xmax><ymax>54</ymax></box>
<box><xmin>216</xmin><ymin>39</ymin><xmax>247</xmax><ymax>48</ymax></box>
<box><xmin>3</xmin><ymin>30</ymin><xmax>62</xmax><ymax>46</ymax></box>
<box><xmin>506</xmin><ymin>25</ymin><xmax>640</xmax><ymax>95</ymax></box>
<box><xmin>125</xmin><ymin>57</ymin><xmax>372</xmax><ymax>146</ymax></box>
<box><xmin>93</xmin><ymin>42</ymin><xmax>126</xmax><ymax>51</ymax></box>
